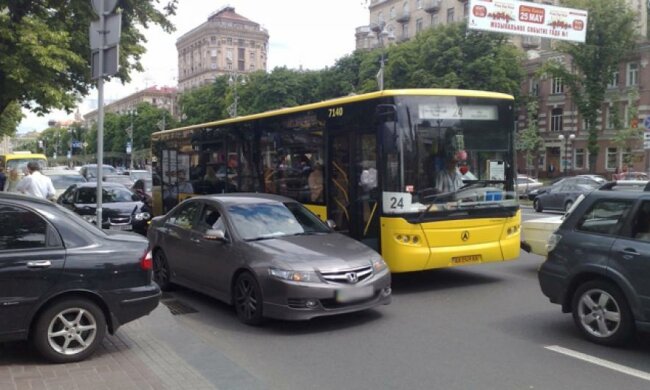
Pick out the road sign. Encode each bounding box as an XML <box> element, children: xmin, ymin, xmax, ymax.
<box><xmin>89</xmin><ymin>14</ymin><xmax>122</xmax><ymax>49</ymax></box>
<box><xmin>643</xmin><ymin>116</ymin><xmax>650</xmax><ymax>130</ymax></box>
<box><xmin>126</xmin><ymin>142</ymin><xmax>132</xmax><ymax>154</ymax></box>
<box><xmin>91</xmin><ymin>45</ymin><xmax>119</xmax><ymax>79</ymax></box>
<box><xmin>91</xmin><ymin>0</ymin><xmax>119</xmax><ymax>15</ymax></box>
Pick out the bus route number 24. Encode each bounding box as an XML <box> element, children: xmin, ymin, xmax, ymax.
<box><xmin>382</xmin><ymin>192</ymin><xmax>412</xmax><ymax>213</ymax></box>
<box><xmin>328</xmin><ymin>107</ymin><xmax>344</xmax><ymax>118</ymax></box>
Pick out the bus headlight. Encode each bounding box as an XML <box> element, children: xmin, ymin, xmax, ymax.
<box><xmin>269</xmin><ymin>268</ymin><xmax>319</xmax><ymax>283</ymax></box>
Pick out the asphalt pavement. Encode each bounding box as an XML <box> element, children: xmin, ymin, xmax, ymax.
<box><xmin>2</xmin><ymin>207</ymin><xmax>649</xmax><ymax>390</ymax></box>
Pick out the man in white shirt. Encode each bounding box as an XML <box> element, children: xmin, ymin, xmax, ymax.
<box><xmin>16</xmin><ymin>162</ymin><xmax>56</xmax><ymax>200</ymax></box>
<box><xmin>435</xmin><ymin>159</ymin><xmax>464</xmax><ymax>193</ymax></box>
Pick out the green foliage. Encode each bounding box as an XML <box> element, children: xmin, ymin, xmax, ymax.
<box><xmin>0</xmin><ymin>0</ymin><xmax>177</xmax><ymax>125</ymax></box>
<box><xmin>540</xmin><ymin>0</ymin><xmax>638</xmax><ymax>169</ymax></box>
<box><xmin>613</xmin><ymin>90</ymin><xmax>643</xmax><ymax>166</ymax></box>
<box><xmin>179</xmin><ymin>23</ymin><xmax>525</xmax><ymax>125</ymax></box>
<box><xmin>0</xmin><ymin>101</ymin><xmax>24</xmax><ymax>138</ymax></box>
<box><xmin>517</xmin><ymin>99</ymin><xmax>544</xmax><ymax>176</ymax></box>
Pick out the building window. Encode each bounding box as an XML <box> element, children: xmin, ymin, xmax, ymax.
<box><xmin>447</xmin><ymin>8</ymin><xmax>454</xmax><ymax>23</ymax></box>
<box><xmin>227</xmin><ymin>37</ymin><xmax>232</xmax><ymax>45</ymax></box>
<box><xmin>551</xmin><ymin>77</ymin><xmax>564</xmax><ymax>94</ymax></box>
<box><xmin>574</xmin><ymin>148</ymin><xmax>585</xmax><ymax>170</ymax></box>
<box><xmin>416</xmin><ymin>0</ymin><xmax>422</xmax><ymax>9</ymax></box>
<box><xmin>529</xmin><ymin>78</ymin><xmax>539</xmax><ymax>96</ymax></box>
<box><xmin>238</xmin><ymin>47</ymin><xmax>245</xmax><ymax>71</ymax></box>
<box><xmin>416</xmin><ymin>18</ymin><xmax>423</xmax><ymax>33</ymax></box>
<box><xmin>390</xmin><ymin>7</ymin><xmax>396</xmax><ymax>19</ymax></box>
<box><xmin>238</xmin><ymin>39</ymin><xmax>245</xmax><ymax>47</ymax></box>
<box><xmin>606</xmin><ymin>147</ymin><xmax>618</xmax><ymax>170</ymax></box>
<box><xmin>250</xmin><ymin>51</ymin><xmax>255</xmax><ymax>60</ymax></box>
<box><xmin>550</xmin><ymin>108</ymin><xmax>563</xmax><ymax>132</ymax></box>
<box><xmin>627</xmin><ymin>63</ymin><xmax>639</xmax><ymax>86</ymax></box>
<box><xmin>608</xmin><ymin>70</ymin><xmax>619</xmax><ymax>88</ymax></box>
<box><xmin>402</xmin><ymin>24</ymin><xmax>408</xmax><ymax>39</ymax></box>
<box><xmin>378</xmin><ymin>11</ymin><xmax>384</xmax><ymax>24</ymax></box>
<box><xmin>606</xmin><ymin>105</ymin><xmax>616</xmax><ymax>129</ymax></box>
<box><xmin>431</xmin><ymin>15</ymin><xmax>438</xmax><ymax>26</ymax></box>
<box><xmin>210</xmin><ymin>49</ymin><xmax>217</xmax><ymax>57</ymax></box>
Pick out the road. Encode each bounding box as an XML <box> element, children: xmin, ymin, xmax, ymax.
<box><xmin>157</xmin><ymin>206</ymin><xmax>650</xmax><ymax>390</ymax></box>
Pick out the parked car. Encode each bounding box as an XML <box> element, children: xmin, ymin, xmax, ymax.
<box><xmin>42</xmin><ymin>169</ymin><xmax>87</xmax><ymax>200</ymax></box>
<box><xmin>527</xmin><ymin>175</ymin><xmax>606</xmax><ymax>201</ymax></box>
<box><xmin>57</xmin><ymin>182</ymin><xmax>151</xmax><ymax>235</ymax></box>
<box><xmin>103</xmin><ymin>174</ymin><xmax>134</xmax><ymax>188</ymax></box>
<box><xmin>516</xmin><ymin>175</ymin><xmax>543</xmax><ymax>198</ymax></box>
<box><xmin>79</xmin><ymin>164</ymin><xmax>117</xmax><ymax>180</ymax></box>
<box><xmin>0</xmin><ymin>192</ymin><xmax>160</xmax><ymax>362</ymax></box>
<box><xmin>147</xmin><ymin>194</ymin><xmax>392</xmax><ymax>325</ymax></box>
<box><xmin>533</xmin><ymin>177</ymin><xmax>600</xmax><ymax>212</ymax></box>
<box><xmin>618</xmin><ymin>172</ymin><xmax>649</xmax><ymax>181</ymax></box>
<box><xmin>539</xmin><ymin>186</ymin><xmax>650</xmax><ymax>345</ymax></box>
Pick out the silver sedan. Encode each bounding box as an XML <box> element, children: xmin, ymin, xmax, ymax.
<box><xmin>147</xmin><ymin>194</ymin><xmax>391</xmax><ymax>325</ymax></box>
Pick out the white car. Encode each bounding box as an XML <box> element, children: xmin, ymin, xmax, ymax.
<box><xmin>516</xmin><ymin>175</ymin><xmax>543</xmax><ymax>198</ymax></box>
<box><xmin>521</xmin><ymin>194</ymin><xmax>585</xmax><ymax>256</ymax></box>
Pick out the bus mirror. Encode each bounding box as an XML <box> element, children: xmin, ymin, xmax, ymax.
<box><xmin>326</xmin><ymin>220</ymin><xmax>337</xmax><ymax>229</ymax></box>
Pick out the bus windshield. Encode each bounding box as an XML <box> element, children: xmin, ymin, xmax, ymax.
<box><xmin>6</xmin><ymin>158</ymin><xmax>47</xmax><ymax>172</ymax></box>
<box><xmin>382</xmin><ymin>96</ymin><xmax>517</xmax><ymax>218</ymax></box>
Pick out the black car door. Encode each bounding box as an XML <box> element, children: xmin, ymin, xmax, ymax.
<box><xmin>188</xmin><ymin>202</ymin><xmax>238</xmax><ymax>301</ymax></box>
<box><xmin>161</xmin><ymin>201</ymin><xmax>202</xmax><ymax>283</ymax></box>
<box><xmin>0</xmin><ymin>203</ymin><xmax>66</xmax><ymax>337</ymax></box>
<box><xmin>610</xmin><ymin>199</ymin><xmax>650</xmax><ymax>317</ymax></box>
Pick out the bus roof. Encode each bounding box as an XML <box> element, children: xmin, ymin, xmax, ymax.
<box><xmin>152</xmin><ymin>88</ymin><xmax>514</xmax><ymax>139</ymax></box>
<box><xmin>1</xmin><ymin>153</ymin><xmax>47</xmax><ymax>159</ymax></box>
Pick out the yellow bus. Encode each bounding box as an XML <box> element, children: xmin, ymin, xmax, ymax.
<box><xmin>151</xmin><ymin>89</ymin><xmax>520</xmax><ymax>272</ymax></box>
<box><xmin>0</xmin><ymin>152</ymin><xmax>48</xmax><ymax>173</ymax></box>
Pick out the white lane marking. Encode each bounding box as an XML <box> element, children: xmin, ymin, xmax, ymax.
<box><xmin>544</xmin><ymin>345</ymin><xmax>650</xmax><ymax>382</ymax></box>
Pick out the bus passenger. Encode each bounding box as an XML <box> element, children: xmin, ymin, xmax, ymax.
<box><xmin>308</xmin><ymin>163</ymin><xmax>323</xmax><ymax>202</ymax></box>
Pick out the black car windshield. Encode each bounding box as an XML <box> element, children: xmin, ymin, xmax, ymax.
<box><xmin>227</xmin><ymin>202</ymin><xmax>330</xmax><ymax>241</ymax></box>
<box><xmin>75</xmin><ymin>187</ymin><xmax>135</xmax><ymax>203</ymax></box>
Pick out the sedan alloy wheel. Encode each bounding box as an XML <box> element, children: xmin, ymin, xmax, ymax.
<box><xmin>234</xmin><ymin>273</ymin><xmax>264</xmax><ymax>325</ymax></box>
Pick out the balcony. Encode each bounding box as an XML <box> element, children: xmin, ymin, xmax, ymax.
<box><xmin>424</xmin><ymin>0</ymin><xmax>441</xmax><ymax>13</ymax></box>
<box><xmin>396</xmin><ymin>11</ymin><xmax>410</xmax><ymax>23</ymax></box>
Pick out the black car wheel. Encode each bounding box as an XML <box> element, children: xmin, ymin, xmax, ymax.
<box><xmin>33</xmin><ymin>298</ymin><xmax>107</xmax><ymax>363</ymax></box>
<box><xmin>564</xmin><ymin>200</ymin><xmax>574</xmax><ymax>212</ymax></box>
<box><xmin>233</xmin><ymin>272</ymin><xmax>264</xmax><ymax>325</ymax></box>
<box><xmin>153</xmin><ymin>249</ymin><xmax>173</xmax><ymax>291</ymax></box>
<box><xmin>571</xmin><ymin>280</ymin><xmax>634</xmax><ymax>346</ymax></box>
<box><xmin>533</xmin><ymin>198</ymin><xmax>543</xmax><ymax>212</ymax></box>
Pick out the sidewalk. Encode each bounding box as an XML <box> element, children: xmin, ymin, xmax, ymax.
<box><xmin>0</xmin><ymin>297</ymin><xmax>264</xmax><ymax>390</ymax></box>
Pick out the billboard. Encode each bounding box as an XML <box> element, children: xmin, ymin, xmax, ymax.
<box><xmin>468</xmin><ymin>0</ymin><xmax>588</xmax><ymax>43</ymax></box>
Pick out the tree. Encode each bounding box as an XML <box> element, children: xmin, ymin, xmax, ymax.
<box><xmin>0</xmin><ymin>0</ymin><xmax>178</xmax><ymax>124</ymax></box>
<box><xmin>541</xmin><ymin>0</ymin><xmax>637</xmax><ymax>172</ymax></box>
<box><xmin>0</xmin><ymin>101</ymin><xmax>23</xmax><ymax>138</ymax></box>
<box><xmin>517</xmin><ymin>99</ymin><xmax>544</xmax><ymax>177</ymax></box>
<box><xmin>612</xmin><ymin>90</ymin><xmax>644</xmax><ymax>168</ymax></box>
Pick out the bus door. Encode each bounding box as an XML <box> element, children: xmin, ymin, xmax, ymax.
<box><xmin>327</xmin><ymin>131</ymin><xmax>380</xmax><ymax>250</ymax></box>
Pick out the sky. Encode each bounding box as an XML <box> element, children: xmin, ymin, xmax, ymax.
<box><xmin>18</xmin><ymin>0</ymin><xmax>370</xmax><ymax>133</ymax></box>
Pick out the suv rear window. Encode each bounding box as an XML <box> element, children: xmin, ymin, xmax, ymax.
<box><xmin>576</xmin><ymin>199</ymin><xmax>633</xmax><ymax>236</ymax></box>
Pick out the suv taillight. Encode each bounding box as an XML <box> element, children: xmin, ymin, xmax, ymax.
<box><xmin>140</xmin><ymin>250</ymin><xmax>153</xmax><ymax>271</ymax></box>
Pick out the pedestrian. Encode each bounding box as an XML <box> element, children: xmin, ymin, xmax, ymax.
<box><xmin>4</xmin><ymin>168</ymin><xmax>20</xmax><ymax>192</ymax></box>
<box><xmin>15</xmin><ymin>161</ymin><xmax>56</xmax><ymax>200</ymax></box>
<box><xmin>132</xmin><ymin>179</ymin><xmax>152</xmax><ymax>209</ymax></box>
<box><xmin>0</xmin><ymin>167</ymin><xmax>6</xmax><ymax>191</ymax></box>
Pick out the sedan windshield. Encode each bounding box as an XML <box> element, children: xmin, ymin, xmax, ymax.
<box><xmin>227</xmin><ymin>202</ymin><xmax>330</xmax><ymax>241</ymax></box>
<box><xmin>49</xmin><ymin>175</ymin><xmax>86</xmax><ymax>190</ymax></box>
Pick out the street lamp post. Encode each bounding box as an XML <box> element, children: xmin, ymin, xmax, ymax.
<box><xmin>126</xmin><ymin>108</ymin><xmax>137</xmax><ymax>170</ymax></box>
<box><xmin>228</xmin><ymin>72</ymin><xmax>246</xmax><ymax>117</ymax></box>
<box><xmin>370</xmin><ymin>21</ymin><xmax>395</xmax><ymax>91</ymax></box>
<box><xmin>558</xmin><ymin>133</ymin><xmax>575</xmax><ymax>176</ymax></box>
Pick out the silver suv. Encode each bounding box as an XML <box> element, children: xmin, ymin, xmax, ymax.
<box><xmin>538</xmin><ymin>186</ymin><xmax>650</xmax><ymax>345</ymax></box>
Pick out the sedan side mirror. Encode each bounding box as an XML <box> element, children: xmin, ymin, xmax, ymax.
<box><xmin>204</xmin><ymin>229</ymin><xmax>227</xmax><ymax>241</ymax></box>
<box><xmin>326</xmin><ymin>220</ymin><xmax>337</xmax><ymax>229</ymax></box>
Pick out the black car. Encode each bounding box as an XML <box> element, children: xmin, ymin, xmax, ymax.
<box><xmin>527</xmin><ymin>175</ymin><xmax>606</xmax><ymax>201</ymax></box>
<box><xmin>539</xmin><ymin>186</ymin><xmax>650</xmax><ymax>345</ymax></box>
<box><xmin>58</xmin><ymin>182</ymin><xmax>151</xmax><ymax>235</ymax></box>
<box><xmin>0</xmin><ymin>192</ymin><xmax>160</xmax><ymax>362</ymax></box>
<box><xmin>533</xmin><ymin>177</ymin><xmax>601</xmax><ymax>212</ymax></box>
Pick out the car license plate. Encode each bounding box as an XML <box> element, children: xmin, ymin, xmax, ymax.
<box><xmin>336</xmin><ymin>286</ymin><xmax>373</xmax><ymax>303</ymax></box>
<box><xmin>451</xmin><ymin>255</ymin><xmax>482</xmax><ymax>264</ymax></box>
<box><xmin>109</xmin><ymin>225</ymin><xmax>132</xmax><ymax>231</ymax></box>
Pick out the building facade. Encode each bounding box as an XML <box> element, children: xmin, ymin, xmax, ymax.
<box><xmin>176</xmin><ymin>6</ymin><xmax>269</xmax><ymax>92</ymax></box>
<box><xmin>83</xmin><ymin>86</ymin><xmax>178</xmax><ymax>126</ymax></box>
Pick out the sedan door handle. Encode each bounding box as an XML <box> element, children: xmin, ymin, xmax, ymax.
<box><xmin>26</xmin><ymin>260</ymin><xmax>52</xmax><ymax>268</ymax></box>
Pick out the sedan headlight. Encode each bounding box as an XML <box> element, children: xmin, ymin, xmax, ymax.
<box><xmin>269</xmin><ymin>268</ymin><xmax>319</xmax><ymax>283</ymax></box>
<box><xmin>82</xmin><ymin>215</ymin><xmax>97</xmax><ymax>224</ymax></box>
<box><xmin>134</xmin><ymin>212</ymin><xmax>151</xmax><ymax>221</ymax></box>
<box><xmin>546</xmin><ymin>233</ymin><xmax>562</xmax><ymax>254</ymax></box>
<box><xmin>371</xmin><ymin>256</ymin><xmax>388</xmax><ymax>272</ymax></box>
